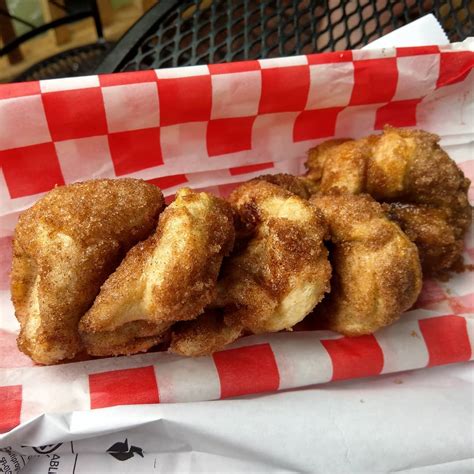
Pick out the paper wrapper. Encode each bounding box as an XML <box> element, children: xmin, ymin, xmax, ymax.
<box><xmin>0</xmin><ymin>38</ymin><xmax>473</xmax><ymax>441</ymax></box>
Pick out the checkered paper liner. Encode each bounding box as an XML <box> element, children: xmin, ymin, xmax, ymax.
<box><xmin>0</xmin><ymin>40</ymin><xmax>473</xmax><ymax>435</ymax></box>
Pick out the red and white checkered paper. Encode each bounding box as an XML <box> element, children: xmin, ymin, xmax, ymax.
<box><xmin>0</xmin><ymin>40</ymin><xmax>473</xmax><ymax>434</ymax></box>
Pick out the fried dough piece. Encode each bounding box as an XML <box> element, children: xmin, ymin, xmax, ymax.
<box><xmin>222</xmin><ymin>181</ymin><xmax>331</xmax><ymax>333</ymax></box>
<box><xmin>79</xmin><ymin>188</ymin><xmax>235</xmax><ymax>356</ymax></box>
<box><xmin>310</xmin><ymin>193</ymin><xmax>422</xmax><ymax>336</ymax></box>
<box><xmin>305</xmin><ymin>127</ymin><xmax>472</xmax><ymax>276</ymax></box>
<box><xmin>255</xmin><ymin>173</ymin><xmax>311</xmax><ymax>199</ymax></box>
<box><xmin>171</xmin><ymin>180</ymin><xmax>331</xmax><ymax>356</ymax></box>
<box><xmin>11</xmin><ymin>179</ymin><xmax>164</xmax><ymax>365</ymax></box>
<box><xmin>170</xmin><ymin>310</ymin><xmax>243</xmax><ymax>357</ymax></box>
<box><xmin>382</xmin><ymin>203</ymin><xmax>465</xmax><ymax>277</ymax></box>
<box><xmin>306</xmin><ymin>138</ymin><xmax>355</xmax><ymax>194</ymax></box>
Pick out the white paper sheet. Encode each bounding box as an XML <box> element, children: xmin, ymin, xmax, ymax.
<box><xmin>363</xmin><ymin>14</ymin><xmax>449</xmax><ymax>50</ymax></box>
<box><xmin>1</xmin><ymin>362</ymin><xmax>472</xmax><ymax>473</ymax></box>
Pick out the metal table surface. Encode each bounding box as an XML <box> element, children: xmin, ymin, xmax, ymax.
<box><xmin>96</xmin><ymin>0</ymin><xmax>473</xmax><ymax>74</ymax></box>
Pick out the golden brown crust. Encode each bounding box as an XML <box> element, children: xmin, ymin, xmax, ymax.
<box><xmin>84</xmin><ymin>323</ymin><xmax>170</xmax><ymax>357</ymax></box>
<box><xmin>305</xmin><ymin>138</ymin><xmax>353</xmax><ymax>192</ymax></box>
<box><xmin>170</xmin><ymin>311</ymin><xmax>243</xmax><ymax>357</ymax></box>
<box><xmin>170</xmin><ymin>180</ymin><xmax>331</xmax><ymax>356</ymax></box>
<box><xmin>382</xmin><ymin>203</ymin><xmax>467</xmax><ymax>279</ymax></box>
<box><xmin>221</xmin><ymin>180</ymin><xmax>331</xmax><ymax>332</ymax></box>
<box><xmin>310</xmin><ymin>192</ymin><xmax>423</xmax><ymax>336</ymax></box>
<box><xmin>306</xmin><ymin>137</ymin><xmax>374</xmax><ymax>195</ymax></box>
<box><xmin>254</xmin><ymin>173</ymin><xmax>311</xmax><ymax>199</ymax></box>
<box><xmin>79</xmin><ymin>188</ymin><xmax>235</xmax><ymax>357</ymax></box>
<box><xmin>11</xmin><ymin>179</ymin><xmax>164</xmax><ymax>365</ymax></box>
<box><xmin>304</xmin><ymin>126</ymin><xmax>472</xmax><ymax>276</ymax></box>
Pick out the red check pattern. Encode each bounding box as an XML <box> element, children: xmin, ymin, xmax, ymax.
<box><xmin>89</xmin><ymin>366</ymin><xmax>159</xmax><ymax>409</ymax></box>
<box><xmin>0</xmin><ymin>42</ymin><xmax>473</xmax><ymax>433</ymax></box>
<box><xmin>0</xmin><ymin>43</ymin><xmax>471</xmax><ymax>203</ymax></box>
<box><xmin>0</xmin><ymin>385</ymin><xmax>22</xmax><ymax>433</ymax></box>
<box><xmin>321</xmin><ymin>335</ymin><xmax>384</xmax><ymax>381</ymax></box>
<box><xmin>213</xmin><ymin>343</ymin><xmax>280</xmax><ymax>398</ymax></box>
<box><xmin>419</xmin><ymin>316</ymin><xmax>472</xmax><ymax>366</ymax></box>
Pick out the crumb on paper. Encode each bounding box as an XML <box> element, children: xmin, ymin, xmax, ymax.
<box><xmin>411</xmin><ymin>330</ymin><xmax>420</xmax><ymax>338</ymax></box>
<box><xmin>394</xmin><ymin>379</ymin><xmax>403</xmax><ymax>384</ymax></box>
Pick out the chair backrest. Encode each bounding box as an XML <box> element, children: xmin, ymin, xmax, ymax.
<box><xmin>0</xmin><ymin>0</ymin><xmax>103</xmax><ymax>59</ymax></box>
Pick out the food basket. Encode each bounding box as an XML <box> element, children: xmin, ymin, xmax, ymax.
<box><xmin>0</xmin><ymin>37</ymin><xmax>473</xmax><ymax>443</ymax></box>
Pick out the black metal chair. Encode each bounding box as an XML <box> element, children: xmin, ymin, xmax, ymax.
<box><xmin>6</xmin><ymin>1</ymin><xmax>473</xmax><ymax>81</ymax></box>
<box><xmin>96</xmin><ymin>0</ymin><xmax>474</xmax><ymax>74</ymax></box>
<box><xmin>0</xmin><ymin>0</ymin><xmax>109</xmax><ymax>82</ymax></box>
<box><xmin>0</xmin><ymin>0</ymin><xmax>103</xmax><ymax>58</ymax></box>
<box><xmin>13</xmin><ymin>42</ymin><xmax>113</xmax><ymax>82</ymax></box>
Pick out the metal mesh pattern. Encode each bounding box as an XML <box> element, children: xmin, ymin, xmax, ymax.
<box><xmin>109</xmin><ymin>0</ymin><xmax>473</xmax><ymax>73</ymax></box>
<box><xmin>14</xmin><ymin>43</ymin><xmax>113</xmax><ymax>82</ymax></box>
